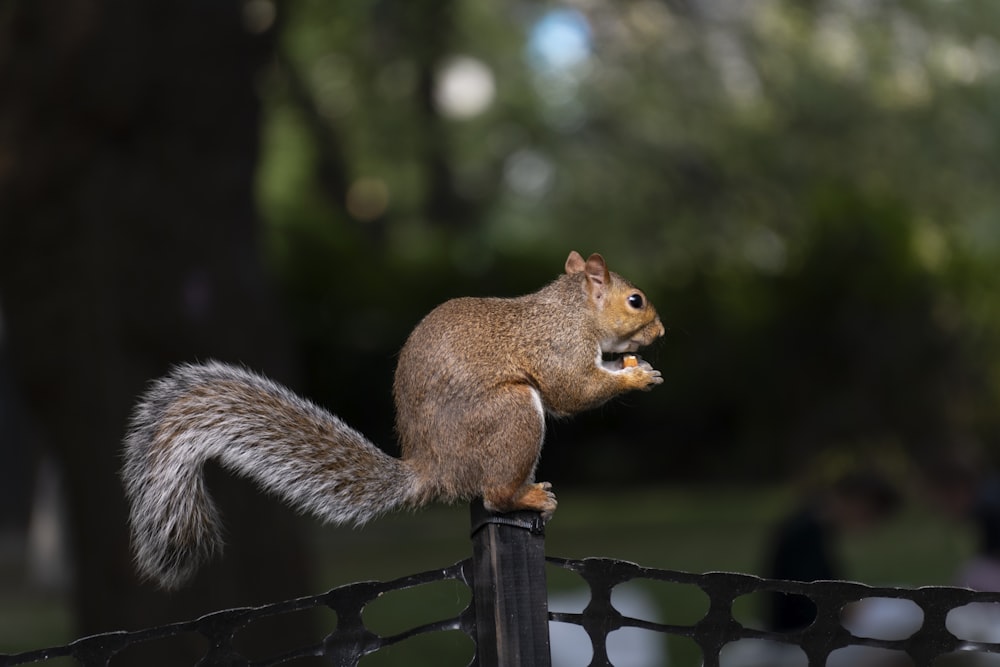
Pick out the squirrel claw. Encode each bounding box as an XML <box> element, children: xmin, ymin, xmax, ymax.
<box><xmin>534</xmin><ymin>482</ymin><xmax>557</xmax><ymax>521</ymax></box>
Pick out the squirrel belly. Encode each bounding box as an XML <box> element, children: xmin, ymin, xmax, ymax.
<box><xmin>121</xmin><ymin>361</ymin><xmax>419</xmax><ymax>590</ymax></box>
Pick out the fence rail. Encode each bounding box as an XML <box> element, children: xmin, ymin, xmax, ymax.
<box><xmin>0</xmin><ymin>561</ymin><xmax>473</xmax><ymax>667</ymax></box>
<box><xmin>3</xmin><ymin>502</ymin><xmax>1000</xmax><ymax>666</ymax></box>
<box><xmin>548</xmin><ymin>555</ymin><xmax>1000</xmax><ymax>666</ymax></box>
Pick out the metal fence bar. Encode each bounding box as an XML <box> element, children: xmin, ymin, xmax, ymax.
<box><xmin>468</xmin><ymin>500</ymin><xmax>550</xmax><ymax>667</ymax></box>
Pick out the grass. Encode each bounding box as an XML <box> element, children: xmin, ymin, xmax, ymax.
<box><xmin>0</xmin><ymin>485</ymin><xmax>977</xmax><ymax>665</ymax></box>
<box><xmin>0</xmin><ymin>588</ymin><xmax>72</xmax><ymax>658</ymax></box>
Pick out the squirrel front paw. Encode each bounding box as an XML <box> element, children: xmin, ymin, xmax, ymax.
<box><xmin>625</xmin><ymin>359</ymin><xmax>662</xmax><ymax>391</ymax></box>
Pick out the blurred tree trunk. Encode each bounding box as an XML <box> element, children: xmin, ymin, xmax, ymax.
<box><xmin>0</xmin><ymin>0</ymin><xmax>318</xmax><ymax>663</ymax></box>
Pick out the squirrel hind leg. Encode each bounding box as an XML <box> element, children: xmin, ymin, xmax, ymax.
<box><xmin>474</xmin><ymin>384</ymin><xmax>555</xmax><ymax>519</ymax></box>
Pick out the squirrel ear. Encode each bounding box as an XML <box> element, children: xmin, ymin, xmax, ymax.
<box><xmin>564</xmin><ymin>251</ymin><xmax>586</xmax><ymax>275</ymax></box>
<box><xmin>583</xmin><ymin>253</ymin><xmax>610</xmax><ymax>301</ymax></box>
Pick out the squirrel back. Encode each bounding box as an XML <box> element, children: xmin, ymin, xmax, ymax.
<box><xmin>122</xmin><ymin>251</ymin><xmax>663</xmax><ymax>589</ymax></box>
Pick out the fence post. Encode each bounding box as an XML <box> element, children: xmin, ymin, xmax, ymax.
<box><xmin>469</xmin><ymin>499</ymin><xmax>551</xmax><ymax>667</ymax></box>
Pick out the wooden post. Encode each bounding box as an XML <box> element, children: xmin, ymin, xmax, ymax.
<box><xmin>469</xmin><ymin>499</ymin><xmax>551</xmax><ymax>667</ymax></box>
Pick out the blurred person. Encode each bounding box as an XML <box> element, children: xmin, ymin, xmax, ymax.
<box><xmin>925</xmin><ymin>455</ymin><xmax>1000</xmax><ymax>591</ymax></box>
<box><xmin>923</xmin><ymin>456</ymin><xmax>1000</xmax><ymax>663</ymax></box>
<box><xmin>763</xmin><ymin>470</ymin><xmax>902</xmax><ymax>633</ymax></box>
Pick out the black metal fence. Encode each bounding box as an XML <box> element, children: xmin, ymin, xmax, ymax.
<box><xmin>4</xmin><ymin>501</ymin><xmax>1000</xmax><ymax>666</ymax></box>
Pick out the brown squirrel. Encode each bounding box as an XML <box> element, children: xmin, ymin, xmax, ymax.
<box><xmin>122</xmin><ymin>251</ymin><xmax>664</xmax><ymax>589</ymax></box>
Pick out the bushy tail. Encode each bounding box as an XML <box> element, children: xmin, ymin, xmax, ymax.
<box><xmin>121</xmin><ymin>361</ymin><xmax>417</xmax><ymax>590</ymax></box>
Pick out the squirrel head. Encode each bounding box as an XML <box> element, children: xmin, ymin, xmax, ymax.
<box><xmin>564</xmin><ymin>251</ymin><xmax>665</xmax><ymax>354</ymax></box>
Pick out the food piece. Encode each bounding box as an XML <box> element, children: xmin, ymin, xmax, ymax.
<box><xmin>622</xmin><ymin>354</ymin><xmax>639</xmax><ymax>368</ymax></box>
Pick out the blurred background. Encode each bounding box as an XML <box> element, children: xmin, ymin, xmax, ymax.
<box><xmin>2</xmin><ymin>0</ymin><xmax>1000</xmax><ymax>664</ymax></box>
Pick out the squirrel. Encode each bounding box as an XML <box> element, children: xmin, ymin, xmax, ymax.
<box><xmin>122</xmin><ymin>251</ymin><xmax>665</xmax><ymax>589</ymax></box>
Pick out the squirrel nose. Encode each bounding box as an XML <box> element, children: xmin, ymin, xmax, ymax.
<box><xmin>653</xmin><ymin>318</ymin><xmax>665</xmax><ymax>338</ymax></box>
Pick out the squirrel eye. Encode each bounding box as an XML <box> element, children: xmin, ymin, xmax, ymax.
<box><xmin>627</xmin><ymin>293</ymin><xmax>644</xmax><ymax>309</ymax></box>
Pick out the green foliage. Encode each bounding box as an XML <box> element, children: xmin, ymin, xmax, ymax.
<box><xmin>256</xmin><ymin>0</ymin><xmax>1000</xmax><ymax>480</ymax></box>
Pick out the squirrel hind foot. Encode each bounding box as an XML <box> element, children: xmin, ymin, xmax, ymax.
<box><xmin>484</xmin><ymin>482</ymin><xmax>557</xmax><ymax>521</ymax></box>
